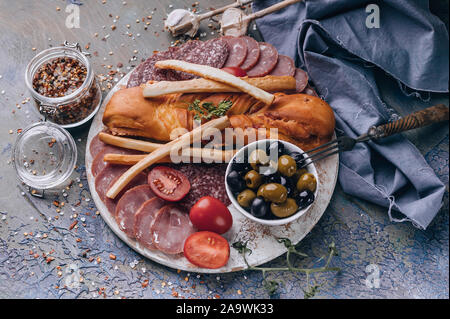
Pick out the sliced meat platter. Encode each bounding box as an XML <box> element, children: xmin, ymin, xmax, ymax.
<box><xmin>90</xmin><ymin>35</ymin><xmax>319</xmax><ymax>259</ymax></box>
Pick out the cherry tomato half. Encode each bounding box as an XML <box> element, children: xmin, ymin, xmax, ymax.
<box><xmin>148</xmin><ymin>166</ymin><xmax>190</xmax><ymax>202</ymax></box>
<box><xmin>183</xmin><ymin>231</ymin><xmax>230</xmax><ymax>269</ymax></box>
<box><xmin>221</xmin><ymin>67</ymin><xmax>247</xmax><ymax>77</ymax></box>
<box><xmin>189</xmin><ymin>196</ymin><xmax>233</xmax><ymax>234</ymax></box>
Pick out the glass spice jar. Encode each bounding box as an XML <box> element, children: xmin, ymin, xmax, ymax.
<box><xmin>25</xmin><ymin>43</ymin><xmax>102</xmax><ymax>129</ymax></box>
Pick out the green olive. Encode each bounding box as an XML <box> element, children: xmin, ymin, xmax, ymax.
<box><xmin>249</xmin><ymin>149</ymin><xmax>269</xmax><ymax>170</ymax></box>
<box><xmin>296</xmin><ymin>173</ymin><xmax>317</xmax><ymax>192</ymax></box>
<box><xmin>294</xmin><ymin>168</ymin><xmax>308</xmax><ymax>180</ymax></box>
<box><xmin>244</xmin><ymin>170</ymin><xmax>263</xmax><ymax>189</ymax></box>
<box><xmin>256</xmin><ymin>183</ymin><xmax>287</xmax><ymax>204</ymax></box>
<box><xmin>237</xmin><ymin>189</ymin><xmax>256</xmax><ymax>208</ymax></box>
<box><xmin>270</xmin><ymin>198</ymin><xmax>298</xmax><ymax>218</ymax></box>
<box><xmin>278</xmin><ymin>155</ymin><xmax>297</xmax><ymax>177</ymax></box>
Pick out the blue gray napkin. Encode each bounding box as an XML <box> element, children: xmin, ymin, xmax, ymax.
<box><xmin>253</xmin><ymin>0</ymin><xmax>448</xmax><ymax>229</ymax></box>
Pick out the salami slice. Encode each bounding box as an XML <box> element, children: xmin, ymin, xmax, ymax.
<box><xmin>223</xmin><ymin>36</ymin><xmax>248</xmax><ymax>68</ymax></box>
<box><xmin>134</xmin><ymin>197</ymin><xmax>165</xmax><ymax>250</ymax></box>
<box><xmin>240</xmin><ymin>36</ymin><xmax>260</xmax><ymax>71</ymax></box>
<box><xmin>294</xmin><ymin>68</ymin><xmax>309</xmax><ymax>93</ymax></box>
<box><xmin>246</xmin><ymin>42</ymin><xmax>279</xmax><ymax>77</ymax></box>
<box><xmin>167</xmin><ymin>40</ymin><xmax>203</xmax><ymax>81</ymax></box>
<box><xmin>270</xmin><ymin>55</ymin><xmax>295</xmax><ymax>77</ymax></box>
<box><xmin>175</xmin><ymin>164</ymin><xmax>231</xmax><ymax>211</ymax></box>
<box><xmin>127</xmin><ymin>51</ymin><xmax>172</xmax><ymax>87</ymax></box>
<box><xmin>151</xmin><ymin>205</ymin><xmax>196</xmax><ymax>255</ymax></box>
<box><xmin>115</xmin><ymin>185</ymin><xmax>155</xmax><ymax>238</ymax></box>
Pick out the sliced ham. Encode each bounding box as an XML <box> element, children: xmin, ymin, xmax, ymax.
<box><xmin>151</xmin><ymin>205</ymin><xmax>196</xmax><ymax>255</ymax></box>
<box><xmin>246</xmin><ymin>42</ymin><xmax>279</xmax><ymax>77</ymax></box>
<box><xmin>294</xmin><ymin>68</ymin><xmax>309</xmax><ymax>93</ymax></box>
<box><xmin>134</xmin><ymin>197</ymin><xmax>165</xmax><ymax>250</ymax></box>
<box><xmin>240</xmin><ymin>36</ymin><xmax>260</xmax><ymax>71</ymax></box>
<box><xmin>115</xmin><ymin>185</ymin><xmax>155</xmax><ymax>238</ymax></box>
<box><xmin>223</xmin><ymin>36</ymin><xmax>248</xmax><ymax>68</ymax></box>
<box><xmin>91</xmin><ymin>146</ymin><xmax>140</xmax><ymax>177</ymax></box>
<box><xmin>270</xmin><ymin>55</ymin><xmax>295</xmax><ymax>77</ymax></box>
<box><xmin>95</xmin><ymin>164</ymin><xmax>147</xmax><ymax>215</ymax></box>
<box><xmin>89</xmin><ymin>133</ymin><xmax>106</xmax><ymax>158</ymax></box>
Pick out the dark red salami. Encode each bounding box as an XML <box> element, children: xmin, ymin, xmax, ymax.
<box><xmin>240</xmin><ymin>36</ymin><xmax>260</xmax><ymax>71</ymax></box>
<box><xmin>270</xmin><ymin>55</ymin><xmax>295</xmax><ymax>77</ymax></box>
<box><xmin>167</xmin><ymin>40</ymin><xmax>203</xmax><ymax>81</ymax></box>
<box><xmin>246</xmin><ymin>42</ymin><xmax>279</xmax><ymax>77</ymax></box>
<box><xmin>115</xmin><ymin>185</ymin><xmax>155</xmax><ymax>238</ymax></box>
<box><xmin>223</xmin><ymin>36</ymin><xmax>248</xmax><ymax>68</ymax></box>
<box><xmin>294</xmin><ymin>68</ymin><xmax>309</xmax><ymax>93</ymax></box>
<box><xmin>174</xmin><ymin>163</ymin><xmax>231</xmax><ymax>211</ymax></box>
<box><xmin>127</xmin><ymin>51</ymin><xmax>173</xmax><ymax>87</ymax></box>
<box><xmin>89</xmin><ymin>133</ymin><xmax>106</xmax><ymax>158</ymax></box>
<box><xmin>134</xmin><ymin>197</ymin><xmax>165</xmax><ymax>250</ymax></box>
<box><xmin>151</xmin><ymin>205</ymin><xmax>196</xmax><ymax>255</ymax></box>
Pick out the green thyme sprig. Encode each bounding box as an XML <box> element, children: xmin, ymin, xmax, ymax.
<box><xmin>187</xmin><ymin>99</ymin><xmax>233</xmax><ymax>121</ymax></box>
<box><xmin>232</xmin><ymin>239</ymin><xmax>340</xmax><ymax>298</ymax></box>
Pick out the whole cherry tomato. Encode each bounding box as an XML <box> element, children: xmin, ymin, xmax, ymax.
<box><xmin>189</xmin><ymin>196</ymin><xmax>233</xmax><ymax>234</ymax></box>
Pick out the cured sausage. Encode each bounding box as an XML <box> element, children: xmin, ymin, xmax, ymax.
<box><xmin>270</xmin><ymin>55</ymin><xmax>295</xmax><ymax>77</ymax></box>
<box><xmin>115</xmin><ymin>185</ymin><xmax>155</xmax><ymax>238</ymax></box>
<box><xmin>151</xmin><ymin>205</ymin><xmax>196</xmax><ymax>254</ymax></box>
<box><xmin>134</xmin><ymin>197</ymin><xmax>165</xmax><ymax>250</ymax></box>
<box><xmin>240</xmin><ymin>36</ymin><xmax>260</xmax><ymax>71</ymax></box>
<box><xmin>294</xmin><ymin>68</ymin><xmax>309</xmax><ymax>93</ymax></box>
<box><xmin>223</xmin><ymin>36</ymin><xmax>248</xmax><ymax>68</ymax></box>
<box><xmin>246</xmin><ymin>42</ymin><xmax>279</xmax><ymax>77</ymax></box>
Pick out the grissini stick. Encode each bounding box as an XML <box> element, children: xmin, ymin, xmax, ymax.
<box><xmin>106</xmin><ymin>116</ymin><xmax>231</xmax><ymax>199</ymax></box>
<box><xmin>103</xmin><ymin>148</ymin><xmax>236</xmax><ymax>165</ymax></box>
<box><xmin>99</xmin><ymin>132</ymin><xmax>162</xmax><ymax>152</ymax></box>
<box><xmin>142</xmin><ymin>75</ymin><xmax>296</xmax><ymax>97</ymax></box>
<box><xmin>154</xmin><ymin>60</ymin><xmax>275</xmax><ymax>105</ymax></box>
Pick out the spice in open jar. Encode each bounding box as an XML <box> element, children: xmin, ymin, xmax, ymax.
<box><xmin>25</xmin><ymin>45</ymin><xmax>102</xmax><ymax>128</ymax></box>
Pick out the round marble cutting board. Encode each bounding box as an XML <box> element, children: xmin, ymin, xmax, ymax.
<box><xmin>85</xmin><ymin>71</ymin><xmax>339</xmax><ymax>273</ymax></box>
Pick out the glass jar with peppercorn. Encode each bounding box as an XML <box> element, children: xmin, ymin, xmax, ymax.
<box><xmin>25</xmin><ymin>42</ymin><xmax>102</xmax><ymax>128</ymax></box>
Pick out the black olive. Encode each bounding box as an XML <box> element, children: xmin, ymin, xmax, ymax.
<box><xmin>296</xmin><ymin>190</ymin><xmax>315</xmax><ymax>209</ymax></box>
<box><xmin>267</xmin><ymin>141</ymin><xmax>285</xmax><ymax>159</ymax></box>
<box><xmin>227</xmin><ymin>170</ymin><xmax>246</xmax><ymax>192</ymax></box>
<box><xmin>231</xmin><ymin>157</ymin><xmax>251</xmax><ymax>174</ymax></box>
<box><xmin>250</xmin><ymin>196</ymin><xmax>270</xmax><ymax>218</ymax></box>
<box><xmin>290</xmin><ymin>151</ymin><xmax>306</xmax><ymax>168</ymax></box>
<box><xmin>280</xmin><ymin>175</ymin><xmax>295</xmax><ymax>196</ymax></box>
<box><xmin>265</xmin><ymin>172</ymin><xmax>282</xmax><ymax>184</ymax></box>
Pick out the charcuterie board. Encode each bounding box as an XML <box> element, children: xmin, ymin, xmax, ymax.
<box><xmin>86</xmin><ymin>70</ymin><xmax>339</xmax><ymax>273</ymax></box>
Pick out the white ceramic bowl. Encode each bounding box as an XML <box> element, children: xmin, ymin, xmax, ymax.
<box><xmin>225</xmin><ymin>139</ymin><xmax>320</xmax><ymax>226</ymax></box>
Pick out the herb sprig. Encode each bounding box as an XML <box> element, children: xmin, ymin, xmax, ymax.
<box><xmin>187</xmin><ymin>99</ymin><xmax>233</xmax><ymax>121</ymax></box>
<box><xmin>232</xmin><ymin>238</ymin><xmax>340</xmax><ymax>298</ymax></box>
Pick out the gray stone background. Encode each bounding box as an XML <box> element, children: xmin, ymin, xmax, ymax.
<box><xmin>0</xmin><ymin>0</ymin><xmax>448</xmax><ymax>299</ymax></box>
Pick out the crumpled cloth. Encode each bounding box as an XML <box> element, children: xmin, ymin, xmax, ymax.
<box><xmin>253</xmin><ymin>0</ymin><xmax>448</xmax><ymax>229</ymax></box>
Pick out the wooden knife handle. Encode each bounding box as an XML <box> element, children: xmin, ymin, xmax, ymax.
<box><xmin>371</xmin><ymin>104</ymin><xmax>449</xmax><ymax>138</ymax></box>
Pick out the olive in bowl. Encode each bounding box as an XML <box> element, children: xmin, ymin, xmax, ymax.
<box><xmin>225</xmin><ymin>139</ymin><xmax>319</xmax><ymax>226</ymax></box>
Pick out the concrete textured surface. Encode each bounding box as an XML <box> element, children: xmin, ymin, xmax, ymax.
<box><xmin>0</xmin><ymin>0</ymin><xmax>448</xmax><ymax>299</ymax></box>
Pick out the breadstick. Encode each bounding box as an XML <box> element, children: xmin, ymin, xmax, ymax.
<box><xmin>99</xmin><ymin>132</ymin><xmax>161</xmax><ymax>152</ymax></box>
<box><xmin>106</xmin><ymin>116</ymin><xmax>231</xmax><ymax>199</ymax></box>
<box><xmin>142</xmin><ymin>75</ymin><xmax>296</xmax><ymax>97</ymax></box>
<box><xmin>154</xmin><ymin>60</ymin><xmax>275</xmax><ymax>104</ymax></box>
<box><xmin>104</xmin><ymin>148</ymin><xmax>236</xmax><ymax>165</ymax></box>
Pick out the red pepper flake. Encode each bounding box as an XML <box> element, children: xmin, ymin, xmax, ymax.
<box><xmin>142</xmin><ymin>280</ymin><xmax>149</xmax><ymax>288</ymax></box>
<box><xmin>109</xmin><ymin>253</ymin><xmax>116</xmax><ymax>260</ymax></box>
<box><xmin>69</xmin><ymin>220</ymin><xmax>78</xmax><ymax>230</ymax></box>
<box><xmin>48</xmin><ymin>138</ymin><xmax>56</xmax><ymax>148</ymax></box>
<box><xmin>171</xmin><ymin>290</ymin><xmax>178</xmax><ymax>297</ymax></box>
<box><xmin>215</xmin><ymin>294</ymin><xmax>221</xmax><ymax>299</ymax></box>
<box><xmin>76</xmin><ymin>238</ymin><xmax>82</xmax><ymax>242</ymax></box>
<box><xmin>53</xmin><ymin>200</ymin><xmax>60</xmax><ymax>207</ymax></box>
<box><xmin>46</xmin><ymin>256</ymin><xmax>55</xmax><ymax>264</ymax></box>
